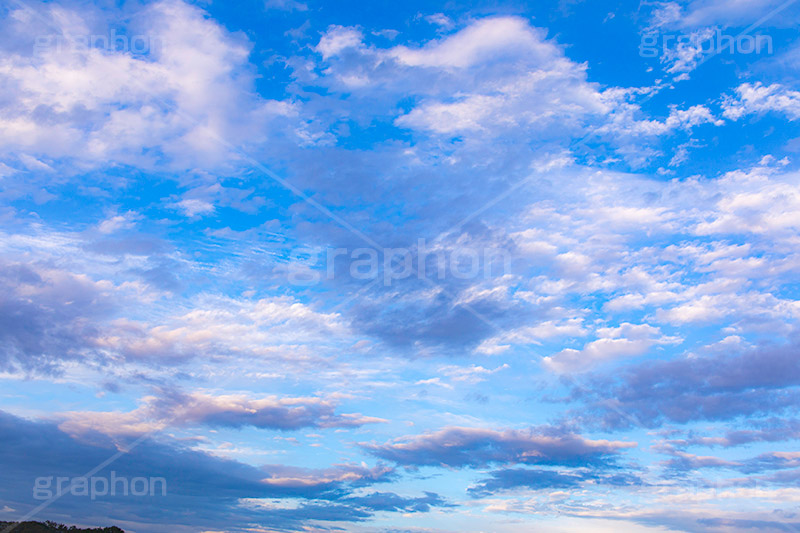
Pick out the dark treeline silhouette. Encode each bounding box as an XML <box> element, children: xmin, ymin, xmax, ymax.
<box><xmin>0</xmin><ymin>521</ymin><xmax>124</xmax><ymax>533</ymax></box>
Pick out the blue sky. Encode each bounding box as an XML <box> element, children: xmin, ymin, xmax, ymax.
<box><xmin>1</xmin><ymin>0</ymin><xmax>800</xmax><ymax>531</ymax></box>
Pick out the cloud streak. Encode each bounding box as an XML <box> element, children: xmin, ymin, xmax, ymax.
<box><xmin>362</xmin><ymin>426</ymin><xmax>635</xmax><ymax>468</ymax></box>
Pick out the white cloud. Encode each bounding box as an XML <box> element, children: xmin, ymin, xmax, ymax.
<box><xmin>97</xmin><ymin>212</ymin><xmax>140</xmax><ymax>234</ymax></box>
<box><xmin>94</xmin><ymin>295</ymin><xmax>349</xmax><ymax>363</ymax></box>
<box><xmin>723</xmin><ymin>83</ymin><xmax>800</xmax><ymax>121</ymax></box>
<box><xmin>0</xmin><ymin>0</ymin><xmax>290</xmax><ymax>171</ymax></box>
<box><xmin>423</xmin><ymin>13</ymin><xmax>454</xmax><ymax>29</ymax></box>
<box><xmin>477</xmin><ymin>319</ymin><xmax>588</xmax><ymax>355</ymax></box>
<box><xmin>695</xmin><ymin>163</ymin><xmax>800</xmax><ymax>235</ymax></box>
<box><xmin>316</xmin><ymin>25</ymin><xmax>363</xmax><ymax>60</ymax></box>
<box><xmin>438</xmin><ymin>363</ymin><xmax>509</xmax><ymax>384</ymax></box>
<box><xmin>391</xmin><ymin>17</ymin><xmax>608</xmax><ymax>136</ymax></box>
<box><xmin>390</xmin><ymin>17</ymin><xmax>554</xmax><ymax>69</ymax></box>
<box><xmin>543</xmin><ymin>323</ymin><xmax>681</xmax><ymax>373</ymax></box>
<box><xmin>597</xmin><ymin>98</ymin><xmax>723</xmax><ymax>138</ymax></box>
<box><xmin>174</xmin><ymin>198</ymin><xmax>215</xmax><ymax>217</ymax></box>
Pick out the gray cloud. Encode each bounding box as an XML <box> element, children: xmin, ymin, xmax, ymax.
<box><xmin>573</xmin><ymin>340</ymin><xmax>800</xmax><ymax>429</ymax></box>
<box><xmin>362</xmin><ymin>425</ymin><xmax>635</xmax><ymax>468</ymax></box>
<box><xmin>667</xmin><ymin>419</ymin><xmax>800</xmax><ymax>448</ymax></box>
<box><xmin>0</xmin><ymin>410</ymin><xmax>443</xmax><ymax>532</ymax></box>
<box><xmin>0</xmin><ymin>261</ymin><xmax>115</xmax><ymax>373</ymax></box>
<box><xmin>467</xmin><ymin>467</ymin><xmax>643</xmax><ymax>497</ymax></box>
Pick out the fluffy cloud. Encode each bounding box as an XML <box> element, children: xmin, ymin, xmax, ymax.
<box><xmin>389</xmin><ymin>17</ymin><xmax>556</xmax><ymax>68</ymax></box>
<box><xmin>2</xmin><ymin>2</ymin><xmax>800</xmax><ymax>531</ymax></box>
<box><xmin>95</xmin><ymin>295</ymin><xmax>349</xmax><ymax>363</ymax></box>
<box><xmin>315</xmin><ymin>25</ymin><xmax>364</xmax><ymax>60</ymax></box>
<box><xmin>59</xmin><ymin>390</ymin><xmax>385</xmax><ymax>439</ymax></box>
<box><xmin>723</xmin><ymin>83</ymin><xmax>800</xmax><ymax>121</ymax></box>
<box><xmin>391</xmin><ymin>18</ymin><xmax>607</xmax><ymax>136</ymax></box>
<box><xmin>308</xmin><ymin>15</ymin><xmax>709</xmax><ymax>166</ymax></box>
<box><xmin>0</xmin><ymin>254</ymin><xmax>351</xmax><ymax>372</ymax></box>
<box><xmin>543</xmin><ymin>323</ymin><xmax>680</xmax><ymax>373</ymax></box>
<box><xmin>0</xmin><ymin>0</ymin><xmax>290</xmax><ymax>171</ymax></box>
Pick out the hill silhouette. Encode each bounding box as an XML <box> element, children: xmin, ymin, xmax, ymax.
<box><xmin>0</xmin><ymin>522</ymin><xmax>124</xmax><ymax>533</ymax></box>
